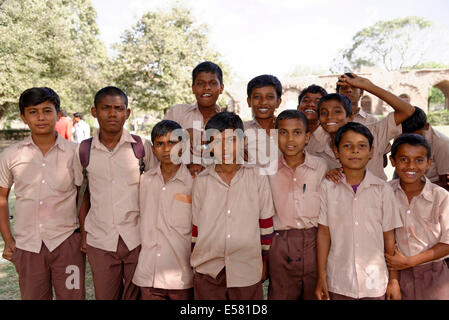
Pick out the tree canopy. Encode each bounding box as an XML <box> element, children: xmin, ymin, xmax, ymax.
<box><xmin>331</xmin><ymin>16</ymin><xmax>449</xmax><ymax>73</ymax></box>
<box><xmin>112</xmin><ymin>5</ymin><xmax>228</xmax><ymax>113</ymax></box>
<box><xmin>0</xmin><ymin>0</ymin><xmax>109</xmax><ymax>120</ymax></box>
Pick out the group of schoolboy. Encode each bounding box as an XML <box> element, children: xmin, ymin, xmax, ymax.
<box><xmin>1</xmin><ymin>61</ymin><xmax>448</xmax><ymax>301</ymax></box>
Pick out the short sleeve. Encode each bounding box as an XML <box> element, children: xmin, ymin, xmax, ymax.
<box><xmin>368</xmin><ymin>112</ymin><xmax>402</xmax><ymax>153</ymax></box>
<box><xmin>438</xmin><ymin>191</ymin><xmax>449</xmax><ymax>245</ymax></box>
<box><xmin>317</xmin><ymin>181</ymin><xmax>329</xmax><ymax>226</ymax></box>
<box><xmin>381</xmin><ymin>184</ymin><xmax>403</xmax><ymax>232</ymax></box>
<box><xmin>143</xmin><ymin>138</ymin><xmax>158</xmax><ymax>171</ymax></box>
<box><xmin>0</xmin><ymin>149</ymin><xmax>13</xmax><ymax>189</ymax></box>
<box><xmin>257</xmin><ymin>173</ymin><xmax>275</xmax><ymax>220</ymax></box>
<box><xmin>72</xmin><ymin>144</ymin><xmax>84</xmax><ymax>187</ymax></box>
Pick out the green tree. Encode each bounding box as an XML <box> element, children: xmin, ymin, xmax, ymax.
<box><xmin>0</xmin><ymin>0</ymin><xmax>109</xmax><ymax>120</ymax></box>
<box><xmin>112</xmin><ymin>5</ymin><xmax>228</xmax><ymax>114</ymax></box>
<box><xmin>331</xmin><ymin>16</ymin><xmax>449</xmax><ymax>73</ymax></box>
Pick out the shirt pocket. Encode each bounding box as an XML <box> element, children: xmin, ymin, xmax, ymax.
<box><xmin>171</xmin><ymin>193</ymin><xmax>193</xmax><ymax>232</ymax></box>
<box><xmin>46</xmin><ymin>162</ymin><xmax>74</xmax><ymax>192</ymax></box>
<box><xmin>298</xmin><ymin>191</ymin><xmax>321</xmax><ymax>218</ymax></box>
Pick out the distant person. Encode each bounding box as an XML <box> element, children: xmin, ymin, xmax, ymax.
<box><xmin>55</xmin><ymin>110</ymin><xmax>73</xmax><ymax>141</ymax></box>
<box><xmin>72</xmin><ymin>112</ymin><xmax>91</xmax><ymax>143</ymax></box>
<box><xmin>297</xmin><ymin>84</ymin><xmax>328</xmax><ymax>134</ymax></box>
<box><xmin>336</xmin><ymin>73</ymin><xmax>378</xmax><ymax>126</ymax></box>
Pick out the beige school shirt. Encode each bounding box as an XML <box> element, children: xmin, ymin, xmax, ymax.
<box><xmin>390</xmin><ymin>177</ymin><xmax>449</xmax><ymax>262</ymax></box>
<box><xmin>133</xmin><ymin>164</ymin><xmax>194</xmax><ymax>289</ymax></box>
<box><xmin>268</xmin><ymin>152</ymin><xmax>328</xmax><ymax>230</ymax></box>
<box><xmin>318</xmin><ymin>170</ymin><xmax>402</xmax><ymax>299</ymax></box>
<box><xmin>73</xmin><ymin>129</ymin><xmax>155</xmax><ymax>252</ymax></box>
<box><xmin>243</xmin><ymin>119</ymin><xmax>279</xmax><ymax>174</ymax></box>
<box><xmin>0</xmin><ymin>135</ymin><xmax>78</xmax><ymax>253</ymax></box>
<box><xmin>423</xmin><ymin>127</ymin><xmax>449</xmax><ymax>182</ymax></box>
<box><xmin>306</xmin><ymin>112</ymin><xmax>402</xmax><ymax>180</ymax></box>
<box><xmin>353</xmin><ymin>110</ymin><xmax>379</xmax><ymax>126</ymax></box>
<box><xmin>164</xmin><ymin>102</ymin><xmax>221</xmax><ymax>129</ymax></box>
<box><xmin>190</xmin><ymin>164</ymin><xmax>275</xmax><ymax>288</ymax></box>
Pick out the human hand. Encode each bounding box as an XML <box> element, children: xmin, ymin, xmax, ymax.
<box><xmin>337</xmin><ymin>73</ymin><xmax>372</xmax><ymax>91</ymax></box>
<box><xmin>261</xmin><ymin>259</ymin><xmax>268</xmax><ymax>282</ymax></box>
<box><xmin>315</xmin><ymin>277</ymin><xmax>330</xmax><ymax>300</ymax></box>
<box><xmin>325</xmin><ymin>168</ymin><xmax>344</xmax><ymax>184</ymax></box>
<box><xmin>2</xmin><ymin>239</ymin><xmax>16</xmax><ymax>261</ymax></box>
<box><xmin>385</xmin><ymin>279</ymin><xmax>402</xmax><ymax>300</ymax></box>
<box><xmin>80</xmin><ymin>231</ymin><xmax>87</xmax><ymax>254</ymax></box>
<box><xmin>385</xmin><ymin>247</ymin><xmax>412</xmax><ymax>271</ymax></box>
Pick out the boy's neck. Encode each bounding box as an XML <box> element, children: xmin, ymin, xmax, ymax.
<box><xmin>400</xmin><ymin>178</ymin><xmax>426</xmax><ymax>203</ymax></box>
<box><xmin>198</xmin><ymin>104</ymin><xmax>218</xmax><ymax>122</ymax></box>
<box><xmin>215</xmin><ymin>163</ymin><xmax>241</xmax><ymax>185</ymax></box>
<box><xmin>308</xmin><ymin>120</ymin><xmax>320</xmax><ymax>133</ymax></box>
<box><xmin>31</xmin><ymin>131</ymin><xmax>58</xmax><ymax>156</ymax></box>
<box><xmin>343</xmin><ymin>167</ymin><xmax>366</xmax><ymax>186</ymax></box>
<box><xmin>98</xmin><ymin>128</ymin><xmax>123</xmax><ymax>151</ymax></box>
<box><xmin>160</xmin><ymin>162</ymin><xmax>181</xmax><ymax>184</ymax></box>
<box><xmin>284</xmin><ymin>151</ymin><xmax>306</xmax><ymax>170</ymax></box>
<box><xmin>255</xmin><ymin>116</ymin><xmax>276</xmax><ymax>134</ymax></box>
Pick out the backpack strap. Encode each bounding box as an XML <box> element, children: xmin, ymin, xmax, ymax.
<box><xmin>131</xmin><ymin>134</ymin><xmax>146</xmax><ymax>175</ymax></box>
<box><xmin>76</xmin><ymin>138</ymin><xmax>93</xmax><ymax>214</ymax></box>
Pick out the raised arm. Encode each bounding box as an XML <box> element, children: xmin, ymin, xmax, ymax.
<box><xmin>337</xmin><ymin>73</ymin><xmax>414</xmax><ymax>125</ymax></box>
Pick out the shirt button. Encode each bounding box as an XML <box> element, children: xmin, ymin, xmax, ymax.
<box><xmin>157</xmin><ymin>253</ymin><xmax>161</xmax><ymax>257</ymax></box>
<box><xmin>39</xmin><ymin>224</ymin><xmax>43</xmax><ymax>228</ymax></box>
<box><xmin>39</xmin><ymin>201</ymin><xmax>43</xmax><ymax>205</ymax></box>
<box><xmin>162</xmin><ymin>187</ymin><xmax>166</xmax><ymax>191</ymax></box>
<box><xmin>41</xmin><ymin>180</ymin><xmax>45</xmax><ymax>184</ymax></box>
<box><xmin>355</xmin><ymin>221</ymin><xmax>359</xmax><ymax>226</ymax></box>
<box><xmin>227</xmin><ymin>210</ymin><xmax>231</xmax><ymax>214</ymax></box>
<box><xmin>112</xmin><ymin>180</ymin><xmax>115</xmax><ymax>184</ymax></box>
<box><xmin>42</xmin><ymin>163</ymin><xmax>46</xmax><ymax>167</ymax></box>
<box><xmin>407</xmin><ymin>210</ymin><xmax>411</xmax><ymax>214</ymax></box>
<box><xmin>296</xmin><ymin>222</ymin><xmax>301</xmax><ymax>227</ymax></box>
<box><xmin>354</xmin><ymin>197</ymin><xmax>357</xmax><ymax>201</ymax></box>
<box><xmin>227</xmin><ymin>234</ymin><xmax>231</xmax><ymax>238</ymax></box>
<box><xmin>293</xmin><ymin>178</ymin><xmax>297</xmax><ymax>182</ymax></box>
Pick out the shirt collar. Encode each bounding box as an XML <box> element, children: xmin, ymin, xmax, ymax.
<box><xmin>391</xmin><ymin>176</ymin><xmax>434</xmax><ymax>203</ymax></box>
<box><xmin>19</xmin><ymin>132</ymin><xmax>66</xmax><ymax>151</ymax></box>
<box><xmin>147</xmin><ymin>163</ymin><xmax>191</xmax><ymax>185</ymax></box>
<box><xmin>92</xmin><ymin>128</ymin><xmax>135</xmax><ymax>151</ymax></box>
<box><xmin>341</xmin><ymin>170</ymin><xmax>384</xmax><ymax>191</ymax></box>
<box><xmin>278</xmin><ymin>151</ymin><xmax>317</xmax><ymax>171</ymax></box>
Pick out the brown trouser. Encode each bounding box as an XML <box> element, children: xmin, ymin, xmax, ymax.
<box><xmin>268</xmin><ymin>227</ymin><xmax>317</xmax><ymax>300</ymax></box>
<box><xmin>194</xmin><ymin>267</ymin><xmax>264</xmax><ymax>300</ymax></box>
<box><xmin>329</xmin><ymin>292</ymin><xmax>385</xmax><ymax>300</ymax></box>
<box><xmin>12</xmin><ymin>231</ymin><xmax>86</xmax><ymax>300</ymax></box>
<box><xmin>140</xmin><ymin>287</ymin><xmax>193</xmax><ymax>300</ymax></box>
<box><xmin>86</xmin><ymin>236</ymin><xmax>141</xmax><ymax>300</ymax></box>
<box><xmin>399</xmin><ymin>260</ymin><xmax>449</xmax><ymax>300</ymax></box>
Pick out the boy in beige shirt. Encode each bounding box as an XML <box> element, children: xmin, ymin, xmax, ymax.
<box><xmin>400</xmin><ymin>107</ymin><xmax>449</xmax><ymax>190</ymax></box>
<box><xmin>190</xmin><ymin>112</ymin><xmax>275</xmax><ymax>300</ymax></box>
<box><xmin>74</xmin><ymin>86</ymin><xmax>154</xmax><ymax>300</ymax></box>
<box><xmin>315</xmin><ymin>122</ymin><xmax>402</xmax><ymax>300</ymax></box>
<box><xmin>386</xmin><ymin>133</ymin><xmax>449</xmax><ymax>299</ymax></box>
<box><xmin>132</xmin><ymin>120</ymin><xmax>194</xmax><ymax>300</ymax></box>
<box><xmin>0</xmin><ymin>87</ymin><xmax>85</xmax><ymax>300</ymax></box>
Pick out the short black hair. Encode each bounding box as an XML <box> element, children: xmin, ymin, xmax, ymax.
<box><xmin>275</xmin><ymin>109</ymin><xmax>309</xmax><ymax>132</ymax></box>
<box><xmin>336</xmin><ymin>72</ymin><xmax>355</xmax><ymax>93</ymax></box>
<box><xmin>151</xmin><ymin>120</ymin><xmax>182</xmax><ymax>144</ymax></box>
<box><xmin>73</xmin><ymin>112</ymin><xmax>83</xmax><ymax>119</ymax></box>
<box><xmin>298</xmin><ymin>84</ymin><xmax>327</xmax><ymax>105</ymax></box>
<box><xmin>247</xmin><ymin>74</ymin><xmax>282</xmax><ymax>99</ymax></box>
<box><xmin>205</xmin><ymin>111</ymin><xmax>244</xmax><ymax>139</ymax></box>
<box><xmin>334</xmin><ymin>122</ymin><xmax>374</xmax><ymax>150</ymax></box>
<box><xmin>94</xmin><ymin>86</ymin><xmax>128</xmax><ymax>109</ymax></box>
<box><xmin>391</xmin><ymin>133</ymin><xmax>431</xmax><ymax>160</ymax></box>
<box><xmin>192</xmin><ymin>61</ymin><xmax>223</xmax><ymax>86</ymax></box>
<box><xmin>401</xmin><ymin>106</ymin><xmax>427</xmax><ymax>133</ymax></box>
<box><xmin>61</xmin><ymin>110</ymin><xmax>68</xmax><ymax>117</ymax></box>
<box><xmin>318</xmin><ymin>93</ymin><xmax>353</xmax><ymax>118</ymax></box>
<box><xmin>19</xmin><ymin>87</ymin><xmax>60</xmax><ymax>115</ymax></box>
